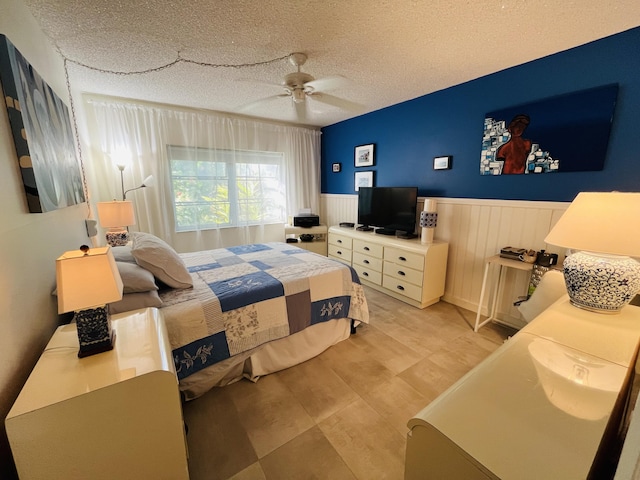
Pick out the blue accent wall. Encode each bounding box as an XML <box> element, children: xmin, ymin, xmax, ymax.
<box><xmin>321</xmin><ymin>27</ymin><xmax>640</xmax><ymax>202</ymax></box>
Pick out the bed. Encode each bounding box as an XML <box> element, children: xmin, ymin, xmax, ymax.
<box><xmin>108</xmin><ymin>232</ymin><xmax>369</xmax><ymax>400</ymax></box>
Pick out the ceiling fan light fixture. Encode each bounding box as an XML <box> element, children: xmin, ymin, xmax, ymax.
<box><xmin>292</xmin><ymin>88</ymin><xmax>306</xmax><ymax>103</ymax></box>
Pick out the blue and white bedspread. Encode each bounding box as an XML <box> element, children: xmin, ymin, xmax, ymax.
<box><xmin>159</xmin><ymin>242</ymin><xmax>369</xmax><ymax>381</ymax></box>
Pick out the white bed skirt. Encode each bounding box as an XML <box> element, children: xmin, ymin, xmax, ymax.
<box><xmin>180</xmin><ymin>318</ymin><xmax>353</xmax><ymax>400</ymax></box>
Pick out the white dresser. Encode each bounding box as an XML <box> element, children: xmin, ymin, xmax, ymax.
<box><xmin>5</xmin><ymin>308</ymin><xmax>189</xmax><ymax>480</ymax></box>
<box><xmin>328</xmin><ymin>226</ymin><xmax>448</xmax><ymax>308</ymax></box>
<box><xmin>405</xmin><ymin>298</ymin><xmax>640</xmax><ymax>479</ymax></box>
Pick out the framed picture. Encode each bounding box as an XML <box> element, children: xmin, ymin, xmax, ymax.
<box><xmin>354</xmin><ymin>171</ymin><xmax>374</xmax><ymax>191</ymax></box>
<box><xmin>355</xmin><ymin>144</ymin><xmax>375</xmax><ymax>167</ymax></box>
<box><xmin>433</xmin><ymin>155</ymin><xmax>452</xmax><ymax>170</ymax></box>
<box><xmin>0</xmin><ymin>34</ymin><xmax>85</xmax><ymax>213</ymax></box>
<box><xmin>332</xmin><ymin>162</ymin><xmax>341</xmax><ymax>173</ymax></box>
<box><xmin>480</xmin><ymin>84</ymin><xmax>618</xmax><ymax>175</ymax></box>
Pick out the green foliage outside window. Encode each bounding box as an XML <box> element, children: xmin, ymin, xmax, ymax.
<box><xmin>168</xmin><ymin>146</ymin><xmax>285</xmax><ymax>231</ymax></box>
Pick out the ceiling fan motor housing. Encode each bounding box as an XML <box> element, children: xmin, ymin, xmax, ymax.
<box><xmin>284</xmin><ymin>71</ymin><xmax>315</xmax><ymax>102</ymax></box>
<box><xmin>284</xmin><ymin>72</ymin><xmax>314</xmax><ymax>89</ymax></box>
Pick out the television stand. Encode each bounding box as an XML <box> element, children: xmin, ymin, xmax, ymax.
<box><xmin>375</xmin><ymin>228</ymin><xmax>396</xmax><ymax>236</ymax></box>
<box><xmin>328</xmin><ymin>226</ymin><xmax>449</xmax><ymax>309</ymax></box>
<box><xmin>356</xmin><ymin>225</ymin><xmax>374</xmax><ymax>232</ymax></box>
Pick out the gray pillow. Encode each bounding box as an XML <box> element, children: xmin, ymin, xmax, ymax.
<box><xmin>112</xmin><ymin>245</ymin><xmax>136</xmax><ymax>263</ymax></box>
<box><xmin>117</xmin><ymin>261</ymin><xmax>158</xmax><ymax>294</ymax></box>
<box><xmin>130</xmin><ymin>232</ymin><xmax>193</xmax><ymax>289</ymax></box>
<box><xmin>108</xmin><ymin>290</ymin><xmax>163</xmax><ymax>314</ymax></box>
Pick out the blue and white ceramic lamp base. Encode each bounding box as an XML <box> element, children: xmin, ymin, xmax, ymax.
<box><xmin>106</xmin><ymin>230</ymin><xmax>129</xmax><ymax>247</ymax></box>
<box><xmin>74</xmin><ymin>306</ymin><xmax>115</xmax><ymax>357</ymax></box>
<box><xmin>563</xmin><ymin>252</ymin><xmax>640</xmax><ymax>313</ymax></box>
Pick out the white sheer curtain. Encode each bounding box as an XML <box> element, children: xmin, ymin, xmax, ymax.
<box><xmin>83</xmin><ymin>95</ymin><xmax>321</xmax><ymax>252</ymax></box>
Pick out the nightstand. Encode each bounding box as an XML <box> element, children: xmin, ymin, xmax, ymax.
<box><xmin>284</xmin><ymin>224</ymin><xmax>328</xmax><ymax>255</ymax></box>
<box><xmin>5</xmin><ymin>308</ymin><xmax>189</xmax><ymax>480</ymax></box>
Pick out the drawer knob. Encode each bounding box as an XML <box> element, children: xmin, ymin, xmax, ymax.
<box><xmin>337</xmin><ymin>250</ymin><xmax>342</xmax><ymax>255</ymax></box>
<box><xmin>398</xmin><ymin>270</ymin><xmax>405</xmax><ymax>276</ymax></box>
<box><xmin>398</xmin><ymin>256</ymin><xmax>407</xmax><ymax>262</ymax></box>
<box><xmin>363</xmin><ymin>272</ymin><xmax>369</xmax><ymax>276</ymax></box>
<box><xmin>397</xmin><ymin>285</ymin><xmax>405</xmax><ymax>291</ymax></box>
<box><xmin>337</xmin><ymin>239</ymin><xmax>342</xmax><ymax>244</ymax></box>
<box><xmin>363</xmin><ymin>259</ymin><xmax>369</xmax><ymax>264</ymax></box>
<box><xmin>364</xmin><ymin>246</ymin><xmax>370</xmax><ymax>251</ymax></box>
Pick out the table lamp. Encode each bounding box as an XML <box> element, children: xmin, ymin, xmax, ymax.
<box><xmin>96</xmin><ymin>200</ymin><xmax>136</xmax><ymax>246</ymax></box>
<box><xmin>544</xmin><ymin>191</ymin><xmax>640</xmax><ymax>313</ymax></box>
<box><xmin>56</xmin><ymin>245</ymin><xmax>124</xmax><ymax>357</ymax></box>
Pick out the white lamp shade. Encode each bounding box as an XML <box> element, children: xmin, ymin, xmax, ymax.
<box><xmin>56</xmin><ymin>246</ymin><xmax>124</xmax><ymax>313</ymax></box>
<box><xmin>142</xmin><ymin>175</ymin><xmax>154</xmax><ymax>187</ymax></box>
<box><xmin>544</xmin><ymin>192</ymin><xmax>640</xmax><ymax>256</ymax></box>
<box><xmin>96</xmin><ymin>201</ymin><xmax>136</xmax><ymax>228</ymax></box>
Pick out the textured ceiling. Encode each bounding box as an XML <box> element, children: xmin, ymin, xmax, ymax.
<box><xmin>23</xmin><ymin>0</ymin><xmax>640</xmax><ymax>127</ymax></box>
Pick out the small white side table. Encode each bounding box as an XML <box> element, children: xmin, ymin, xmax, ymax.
<box><xmin>284</xmin><ymin>224</ymin><xmax>328</xmax><ymax>255</ymax></box>
<box><xmin>5</xmin><ymin>308</ymin><xmax>189</xmax><ymax>479</ymax></box>
<box><xmin>474</xmin><ymin>254</ymin><xmax>534</xmax><ymax>332</ymax></box>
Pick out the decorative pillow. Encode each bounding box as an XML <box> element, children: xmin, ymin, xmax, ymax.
<box><xmin>117</xmin><ymin>261</ymin><xmax>158</xmax><ymax>294</ymax></box>
<box><xmin>108</xmin><ymin>290</ymin><xmax>163</xmax><ymax>315</ymax></box>
<box><xmin>111</xmin><ymin>245</ymin><xmax>136</xmax><ymax>263</ymax></box>
<box><xmin>130</xmin><ymin>232</ymin><xmax>193</xmax><ymax>289</ymax></box>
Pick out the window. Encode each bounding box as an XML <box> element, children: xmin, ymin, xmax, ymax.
<box><xmin>168</xmin><ymin>146</ymin><xmax>286</xmax><ymax>232</ymax></box>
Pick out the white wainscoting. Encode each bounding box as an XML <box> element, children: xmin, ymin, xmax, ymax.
<box><xmin>320</xmin><ymin>194</ymin><xmax>569</xmax><ymax>330</ymax></box>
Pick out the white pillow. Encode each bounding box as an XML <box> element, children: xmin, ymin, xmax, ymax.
<box><xmin>117</xmin><ymin>261</ymin><xmax>158</xmax><ymax>294</ymax></box>
<box><xmin>130</xmin><ymin>232</ymin><xmax>193</xmax><ymax>289</ymax></box>
<box><xmin>111</xmin><ymin>245</ymin><xmax>136</xmax><ymax>263</ymax></box>
<box><xmin>109</xmin><ymin>291</ymin><xmax>163</xmax><ymax>314</ymax></box>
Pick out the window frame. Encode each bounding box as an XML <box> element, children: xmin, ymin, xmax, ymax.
<box><xmin>168</xmin><ymin>145</ymin><xmax>286</xmax><ymax>232</ymax></box>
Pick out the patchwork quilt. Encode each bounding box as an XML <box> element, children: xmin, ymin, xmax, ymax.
<box><xmin>160</xmin><ymin>242</ymin><xmax>369</xmax><ymax>381</ymax></box>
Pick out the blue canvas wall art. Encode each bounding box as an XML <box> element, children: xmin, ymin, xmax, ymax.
<box><xmin>480</xmin><ymin>84</ymin><xmax>618</xmax><ymax>175</ymax></box>
<box><xmin>0</xmin><ymin>34</ymin><xmax>85</xmax><ymax>212</ymax></box>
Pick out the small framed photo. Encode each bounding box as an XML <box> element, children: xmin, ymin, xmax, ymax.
<box><xmin>355</xmin><ymin>144</ymin><xmax>375</xmax><ymax>167</ymax></box>
<box><xmin>433</xmin><ymin>155</ymin><xmax>452</xmax><ymax>170</ymax></box>
<box><xmin>332</xmin><ymin>162</ymin><xmax>341</xmax><ymax>173</ymax></box>
<box><xmin>354</xmin><ymin>171</ymin><xmax>374</xmax><ymax>191</ymax></box>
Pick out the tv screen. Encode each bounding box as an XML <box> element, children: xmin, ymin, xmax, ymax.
<box><xmin>357</xmin><ymin>187</ymin><xmax>418</xmax><ymax>235</ymax></box>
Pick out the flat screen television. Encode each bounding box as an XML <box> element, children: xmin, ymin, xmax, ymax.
<box><xmin>357</xmin><ymin>187</ymin><xmax>418</xmax><ymax>236</ymax></box>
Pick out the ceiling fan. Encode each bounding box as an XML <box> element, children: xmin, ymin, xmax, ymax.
<box><xmin>237</xmin><ymin>52</ymin><xmax>363</xmax><ymax>121</ymax></box>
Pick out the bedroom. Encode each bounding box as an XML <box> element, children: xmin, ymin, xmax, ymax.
<box><xmin>2</xmin><ymin>0</ymin><xmax>640</xmax><ymax>478</ymax></box>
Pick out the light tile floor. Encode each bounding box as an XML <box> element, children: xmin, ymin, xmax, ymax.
<box><xmin>182</xmin><ymin>286</ymin><xmax>516</xmax><ymax>480</ymax></box>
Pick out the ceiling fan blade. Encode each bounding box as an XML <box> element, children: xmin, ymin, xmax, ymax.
<box><xmin>309</xmin><ymin>93</ymin><xmax>365</xmax><ymax>113</ymax></box>
<box><xmin>294</xmin><ymin>100</ymin><xmax>308</xmax><ymax>122</ymax></box>
<box><xmin>304</xmin><ymin>75</ymin><xmax>349</xmax><ymax>92</ymax></box>
<box><xmin>236</xmin><ymin>94</ymin><xmax>289</xmax><ymax>112</ymax></box>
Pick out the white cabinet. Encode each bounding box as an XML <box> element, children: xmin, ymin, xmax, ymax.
<box><xmin>284</xmin><ymin>224</ymin><xmax>328</xmax><ymax>255</ymax></box>
<box><xmin>5</xmin><ymin>308</ymin><xmax>189</xmax><ymax>480</ymax></box>
<box><xmin>328</xmin><ymin>226</ymin><xmax>448</xmax><ymax>308</ymax></box>
<box><xmin>405</xmin><ymin>298</ymin><xmax>640</xmax><ymax>479</ymax></box>
<box><xmin>328</xmin><ymin>230</ymin><xmax>353</xmax><ymax>264</ymax></box>
<box><xmin>352</xmin><ymin>238</ymin><xmax>384</xmax><ymax>286</ymax></box>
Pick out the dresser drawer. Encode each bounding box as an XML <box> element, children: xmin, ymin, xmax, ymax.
<box><xmin>328</xmin><ymin>233</ymin><xmax>353</xmax><ymax>249</ymax></box>
<box><xmin>383</xmin><ymin>275</ymin><xmax>423</xmax><ymax>302</ymax></box>
<box><xmin>384</xmin><ymin>247</ymin><xmax>424</xmax><ymax>271</ymax></box>
<box><xmin>353</xmin><ymin>239</ymin><xmax>384</xmax><ymax>258</ymax></box>
<box><xmin>353</xmin><ymin>252</ymin><xmax>383</xmax><ymax>272</ymax></box>
<box><xmin>328</xmin><ymin>244</ymin><xmax>352</xmax><ymax>263</ymax></box>
<box><xmin>383</xmin><ymin>261</ymin><xmax>423</xmax><ymax>286</ymax></box>
<box><xmin>354</xmin><ymin>264</ymin><xmax>383</xmax><ymax>286</ymax></box>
